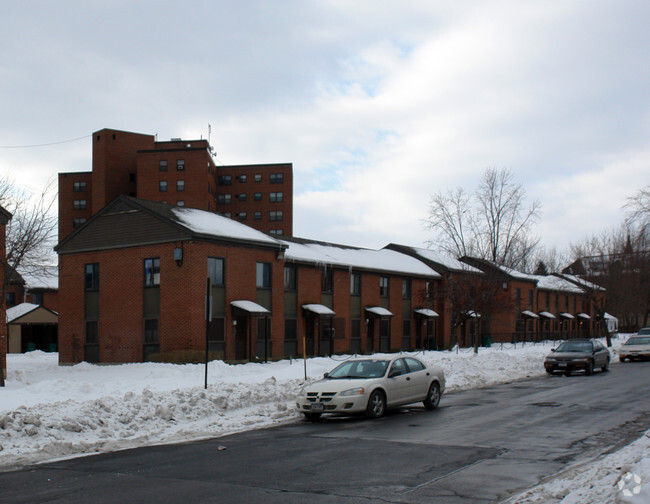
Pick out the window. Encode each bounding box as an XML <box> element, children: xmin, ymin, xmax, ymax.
<box><xmin>254</xmin><ymin>174</ymin><xmax>262</xmax><ymax>182</ymax></box>
<box><xmin>402</xmin><ymin>279</ymin><xmax>411</xmax><ymax>299</ymax></box>
<box><xmin>144</xmin><ymin>258</ymin><xmax>160</xmax><ymax>286</ymax></box>
<box><xmin>238</xmin><ymin>175</ymin><xmax>247</xmax><ymax>183</ymax></box>
<box><xmin>217</xmin><ymin>194</ymin><xmax>232</xmax><ymax>204</ymax></box>
<box><xmin>270</xmin><ymin>173</ymin><xmax>284</xmax><ymax>184</ymax></box>
<box><xmin>254</xmin><ymin>211</ymin><xmax>262</xmax><ymax>220</ymax></box>
<box><xmin>6</xmin><ymin>292</ymin><xmax>16</xmax><ymax>307</ymax></box>
<box><xmin>528</xmin><ymin>290</ymin><xmax>534</xmax><ymax>309</ymax></box>
<box><xmin>159</xmin><ymin>160</ymin><xmax>168</xmax><ymax>172</ymax></box>
<box><xmin>218</xmin><ymin>175</ymin><xmax>232</xmax><ymax>186</ymax></box>
<box><xmin>351</xmin><ymin>273</ymin><xmax>361</xmax><ymax>296</ymax></box>
<box><xmin>176</xmin><ymin>200</ymin><xmax>185</xmax><ymax>207</ymax></box>
<box><xmin>256</xmin><ymin>262</ymin><xmax>271</xmax><ymax>288</ymax></box>
<box><xmin>270</xmin><ymin>210</ymin><xmax>283</xmax><ymax>221</ymax></box>
<box><xmin>405</xmin><ymin>357</ymin><xmax>425</xmax><ymax>372</ymax></box>
<box><xmin>238</xmin><ymin>193</ymin><xmax>247</xmax><ymax>201</ymax></box>
<box><xmin>159</xmin><ymin>181</ymin><xmax>168</xmax><ymax>192</ymax></box>
<box><xmin>270</xmin><ymin>192</ymin><xmax>283</xmax><ymax>202</ymax></box>
<box><xmin>254</xmin><ymin>192</ymin><xmax>262</xmax><ymax>201</ymax></box>
<box><xmin>73</xmin><ymin>181</ymin><xmax>87</xmax><ymax>192</ymax></box>
<box><xmin>238</xmin><ymin>212</ymin><xmax>247</xmax><ymax>220</ymax></box>
<box><xmin>73</xmin><ymin>218</ymin><xmax>87</xmax><ymax>228</ymax></box>
<box><xmin>208</xmin><ymin>257</ymin><xmax>224</xmax><ymax>286</ymax></box>
<box><xmin>321</xmin><ymin>268</ymin><xmax>333</xmax><ymax>294</ymax></box>
<box><xmin>284</xmin><ymin>265</ymin><xmax>297</xmax><ymax>291</ymax></box>
<box><xmin>380</xmin><ymin>276</ymin><xmax>389</xmax><ymax>297</ymax></box>
<box><xmin>176</xmin><ymin>159</ymin><xmax>185</xmax><ymax>170</ymax></box>
<box><xmin>73</xmin><ymin>200</ymin><xmax>87</xmax><ymax>210</ymax></box>
<box><xmin>144</xmin><ymin>319</ymin><xmax>159</xmax><ymax>343</ymax></box>
<box><xmin>269</xmin><ymin>229</ymin><xmax>283</xmax><ymax>235</ymax></box>
<box><xmin>176</xmin><ymin>180</ymin><xmax>185</xmax><ymax>191</ymax></box>
<box><xmin>85</xmin><ymin>263</ymin><xmax>99</xmax><ymax>290</ymax></box>
<box><xmin>31</xmin><ymin>292</ymin><xmax>44</xmax><ymax>305</ymax></box>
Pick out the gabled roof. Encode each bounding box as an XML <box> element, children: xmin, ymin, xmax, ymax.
<box><xmin>7</xmin><ymin>303</ymin><xmax>58</xmax><ymax>324</ymax></box>
<box><xmin>386</xmin><ymin>244</ymin><xmax>483</xmax><ymax>275</ymax></box>
<box><xmin>56</xmin><ymin>196</ymin><xmax>286</xmax><ymax>254</ymax></box>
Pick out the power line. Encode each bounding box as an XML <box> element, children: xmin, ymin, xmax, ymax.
<box><xmin>0</xmin><ymin>134</ymin><xmax>92</xmax><ymax>149</ymax></box>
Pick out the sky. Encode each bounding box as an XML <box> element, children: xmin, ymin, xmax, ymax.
<box><xmin>1</xmin><ymin>0</ymin><xmax>649</xmax><ymax>256</ymax></box>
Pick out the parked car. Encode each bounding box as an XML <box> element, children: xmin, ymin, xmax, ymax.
<box><xmin>296</xmin><ymin>356</ymin><xmax>446</xmax><ymax>420</ymax></box>
<box><xmin>544</xmin><ymin>339</ymin><xmax>611</xmax><ymax>375</ymax></box>
<box><xmin>619</xmin><ymin>328</ymin><xmax>650</xmax><ymax>362</ymax></box>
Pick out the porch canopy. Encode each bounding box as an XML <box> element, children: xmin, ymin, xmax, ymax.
<box><xmin>539</xmin><ymin>311</ymin><xmax>556</xmax><ymax>319</ymax></box>
<box><xmin>577</xmin><ymin>313</ymin><xmax>591</xmax><ymax>319</ymax></box>
<box><xmin>560</xmin><ymin>312</ymin><xmax>575</xmax><ymax>319</ymax></box>
<box><xmin>302</xmin><ymin>304</ymin><xmax>335</xmax><ymax>317</ymax></box>
<box><xmin>230</xmin><ymin>300</ymin><xmax>270</xmax><ymax>315</ymax></box>
<box><xmin>365</xmin><ymin>306</ymin><xmax>393</xmax><ymax>318</ymax></box>
<box><xmin>414</xmin><ymin>308</ymin><xmax>439</xmax><ymax>318</ymax></box>
<box><xmin>521</xmin><ymin>310</ymin><xmax>539</xmax><ymax>318</ymax></box>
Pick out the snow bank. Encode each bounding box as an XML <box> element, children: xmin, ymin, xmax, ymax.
<box><xmin>1</xmin><ymin>338</ymin><xmax>648</xmax><ymax>503</ymax></box>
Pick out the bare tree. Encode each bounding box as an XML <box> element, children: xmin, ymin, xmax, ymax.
<box><xmin>425</xmin><ymin>167</ymin><xmax>541</xmax><ymax>269</ymax></box>
<box><xmin>0</xmin><ymin>175</ymin><xmax>57</xmax><ymax>386</ymax></box>
<box><xmin>624</xmin><ymin>184</ymin><xmax>650</xmax><ymax>235</ymax></box>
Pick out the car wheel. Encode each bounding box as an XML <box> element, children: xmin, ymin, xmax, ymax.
<box><xmin>619</xmin><ymin>356</ymin><xmax>626</xmax><ymax>363</ymax></box>
<box><xmin>546</xmin><ymin>369</ymin><xmax>554</xmax><ymax>375</ymax></box>
<box><xmin>365</xmin><ymin>390</ymin><xmax>386</xmax><ymax>419</ymax></box>
<box><xmin>304</xmin><ymin>412</ymin><xmax>322</xmax><ymax>421</ymax></box>
<box><xmin>585</xmin><ymin>361</ymin><xmax>594</xmax><ymax>375</ymax></box>
<box><xmin>423</xmin><ymin>382</ymin><xmax>441</xmax><ymax>410</ymax></box>
<box><xmin>601</xmin><ymin>359</ymin><xmax>609</xmax><ymax>372</ymax></box>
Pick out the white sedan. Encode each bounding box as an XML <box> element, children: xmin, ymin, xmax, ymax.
<box><xmin>619</xmin><ymin>329</ymin><xmax>650</xmax><ymax>362</ymax></box>
<box><xmin>296</xmin><ymin>356</ymin><xmax>446</xmax><ymax>420</ymax></box>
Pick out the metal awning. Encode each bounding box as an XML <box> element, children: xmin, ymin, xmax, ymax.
<box><xmin>560</xmin><ymin>312</ymin><xmax>575</xmax><ymax>319</ymax></box>
<box><xmin>414</xmin><ymin>308</ymin><xmax>439</xmax><ymax>318</ymax></box>
<box><xmin>577</xmin><ymin>313</ymin><xmax>591</xmax><ymax>319</ymax></box>
<box><xmin>539</xmin><ymin>311</ymin><xmax>556</xmax><ymax>319</ymax></box>
<box><xmin>365</xmin><ymin>306</ymin><xmax>393</xmax><ymax>317</ymax></box>
<box><xmin>302</xmin><ymin>304</ymin><xmax>336</xmax><ymax>316</ymax></box>
<box><xmin>521</xmin><ymin>310</ymin><xmax>539</xmax><ymax>318</ymax></box>
<box><xmin>466</xmin><ymin>310</ymin><xmax>481</xmax><ymax>318</ymax></box>
<box><xmin>230</xmin><ymin>300</ymin><xmax>270</xmax><ymax>315</ymax></box>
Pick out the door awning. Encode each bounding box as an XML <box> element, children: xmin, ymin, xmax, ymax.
<box><xmin>521</xmin><ymin>310</ymin><xmax>539</xmax><ymax>319</ymax></box>
<box><xmin>577</xmin><ymin>313</ymin><xmax>591</xmax><ymax>319</ymax></box>
<box><xmin>539</xmin><ymin>311</ymin><xmax>556</xmax><ymax>319</ymax></box>
<box><xmin>414</xmin><ymin>308</ymin><xmax>439</xmax><ymax>318</ymax></box>
<box><xmin>230</xmin><ymin>300</ymin><xmax>270</xmax><ymax>315</ymax></box>
<box><xmin>302</xmin><ymin>304</ymin><xmax>336</xmax><ymax>316</ymax></box>
<box><xmin>365</xmin><ymin>306</ymin><xmax>393</xmax><ymax>317</ymax></box>
<box><xmin>560</xmin><ymin>312</ymin><xmax>575</xmax><ymax>319</ymax></box>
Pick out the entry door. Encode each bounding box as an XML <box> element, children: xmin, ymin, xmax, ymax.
<box><xmin>305</xmin><ymin>319</ymin><xmax>315</xmax><ymax>356</ymax></box>
<box><xmin>367</xmin><ymin>320</ymin><xmax>375</xmax><ymax>352</ymax></box>
<box><xmin>235</xmin><ymin>316</ymin><xmax>248</xmax><ymax>360</ymax></box>
<box><xmin>320</xmin><ymin>320</ymin><xmax>332</xmax><ymax>356</ymax></box>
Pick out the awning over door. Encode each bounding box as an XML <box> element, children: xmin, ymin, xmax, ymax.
<box><xmin>365</xmin><ymin>306</ymin><xmax>393</xmax><ymax>317</ymax></box>
<box><xmin>230</xmin><ymin>300</ymin><xmax>270</xmax><ymax>315</ymax></box>
<box><xmin>521</xmin><ymin>310</ymin><xmax>539</xmax><ymax>318</ymax></box>
<box><xmin>539</xmin><ymin>311</ymin><xmax>556</xmax><ymax>319</ymax></box>
<box><xmin>302</xmin><ymin>304</ymin><xmax>336</xmax><ymax>316</ymax></box>
<box><xmin>577</xmin><ymin>313</ymin><xmax>591</xmax><ymax>319</ymax></box>
<box><xmin>414</xmin><ymin>308</ymin><xmax>439</xmax><ymax>318</ymax></box>
<box><xmin>560</xmin><ymin>312</ymin><xmax>575</xmax><ymax>319</ymax></box>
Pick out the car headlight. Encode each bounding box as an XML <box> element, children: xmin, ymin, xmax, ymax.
<box><xmin>340</xmin><ymin>387</ymin><xmax>365</xmax><ymax>397</ymax></box>
<box><xmin>297</xmin><ymin>387</ymin><xmax>307</xmax><ymax>397</ymax></box>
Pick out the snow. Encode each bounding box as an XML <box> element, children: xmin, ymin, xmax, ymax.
<box><xmin>6</xmin><ymin>303</ymin><xmax>40</xmax><ymax>323</ymax></box>
<box><xmin>1</xmin><ymin>338</ymin><xmax>648</xmax><ymax>503</ymax></box>
<box><xmin>394</xmin><ymin>245</ymin><xmax>483</xmax><ymax>273</ymax></box>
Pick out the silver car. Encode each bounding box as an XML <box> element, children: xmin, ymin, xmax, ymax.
<box><xmin>296</xmin><ymin>356</ymin><xmax>446</xmax><ymax>420</ymax></box>
<box><xmin>619</xmin><ymin>329</ymin><xmax>650</xmax><ymax>362</ymax></box>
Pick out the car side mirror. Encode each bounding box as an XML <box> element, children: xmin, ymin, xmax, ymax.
<box><xmin>389</xmin><ymin>370</ymin><xmax>402</xmax><ymax>378</ymax></box>
<box><xmin>323</xmin><ymin>372</ymin><xmax>329</xmax><ymax>378</ymax></box>
<box><xmin>551</xmin><ymin>348</ymin><xmax>556</xmax><ymax>352</ymax></box>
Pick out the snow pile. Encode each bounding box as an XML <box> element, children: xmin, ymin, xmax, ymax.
<box><xmin>1</xmin><ymin>338</ymin><xmax>648</xmax><ymax>503</ymax></box>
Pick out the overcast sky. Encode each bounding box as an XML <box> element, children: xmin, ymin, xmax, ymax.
<box><xmin>1</xmin><ymin>0</ymin><xmax>649</xmax><ymax>255</ymax></box>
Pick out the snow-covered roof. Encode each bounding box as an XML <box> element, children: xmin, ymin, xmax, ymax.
<box><xmin>7</xmin><ymin>303</ymin><xmax>40</xmax><ymax>323</ymax></box>
<box><xmin>557</xmin><ymin>273</ymin><xmax>606</xmax><ymax>292</ymax></box>
<box><xmin>365</xmin><ymin>306</ymin><xmax>394</xmax><ymax>317</ymax></box>
<box><xmin>394</xmin><ymin>245</ymin><xmax>483</xmax><ymax>274</ymax></box>
<box><xmin>414</xmin><ymin>308</ymin><xmax>439</xmax><ymax>317</ymax></box>
<box><xmin>172</xmin><ymin>207</ymin><xmax>283</xmax><ymax>247</ymax></box>
<box><xmin>534</xmin><ymin>274</ymin><xmax>584</xmax><ymax>293</ymax></box>
<box><xmin>282</xmin><ymin>240</ymin><xmax>441</xmax><ymax>278</ymax></box>
<box><xmin>302</xmin><ymin>304</ymin><xmax>336</xmax><ymax>316</ymax></box>
<box><xmin>230</xmin><ymin>300</ymin><xmax>270</xmax><ymax>314</ymax></box>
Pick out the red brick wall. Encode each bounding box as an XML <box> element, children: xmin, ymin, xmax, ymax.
<box><xmin>58</xmin><ymin>172</ymin><xmax>92</xmax><ymax>242</ymax></box>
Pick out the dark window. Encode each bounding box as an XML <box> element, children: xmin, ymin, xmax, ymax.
<box><xmin>238</xmin><ymin>193</ymin><xmax>247</xmax><ymax>201</ymax></box>
<box><xmin>284</xmin><ymin>265</ymin><xmax>297</xmax><ymax>291</ymax></box>
<box><xmin>238</xmin><ymin>175</ymin><xmax>247</xmax><ymax>183</ymax></box>
<box><xmin>176</xmin><ymin>180</ymin><xmax>185</xmax><ymax>191</ymax></box>
<box><xmin>254</xmin><ymin>174</ymin><xmax>262</xmax><ymax>182</ymax></box>
<box><xmin>380</xmin><ymin>276</ymin><xmax>389</xmax><ymax>297</ymax></box>
<box><xmin>217</xmin><ymin>194</ymin><xmax>231</xmax><ymax>204</ymax></box>
<box><xmin>256</xmin><ymin>262</ymin><xmax>271</xmax><ymax>288</ymax></box>
<box><xmin>144</xmin><ymin>319</ymin><xmax>159</xmax><ymax>343</ymax></box>
<box><xmin>159</xmin><ymin>181</ymin><xmax>168</xmax><ymax>192</ymax></box>
<box><xmin>73</xmin><ymin>181</ymin><xmax>87</xmax><ymax>192</ymax></box>
<box><xmin>405</xmin><ymin>357</ymin><xmax>425</xmax><ymax>372</ymax></box>
<box><xmin>238</xmin><ymin>212</ymin><xmax>247</xmax><ymax>220</ymax></box>
<box><xmin>321</xmin><ymin>268</ymin><xmax>333</xmax><ymax>294</ymax></box>
<box><xmin>528</xmin><ymin>290</ymin><xmax>534</xmax><ymax>309</ymax></box>
<box><xmin>402</xmin><ymin>279</ymin><xmax>411</xmax><ymax>299</ymax></box>
<box><xmin>176</xmin><ymin>159</ymin><xmax>185</xmax><ymax>170</ymax></box>
<box><xmin>31</xmin><ymin>292</ymin><xmax>44</xmax><ymax>305</ymax></box>
<box><xmin>254</xmin><ymin>211</ymin><xmax>262</xmax><ymax>220</ymax></box>
<box><xmin>159</xmin><ymin>160</ymin><xmax>168</xmax><ymax>172</ymax></box>
<box><xmin>85</xmin><ymin>263</ymin><xmax>99</xmax><ymax>290</ymax></box>
<box><xmin>73</xmin><ymin>200</ymin><xmax>87</xmax><ymax>210</ymax></box>
<box><xmin>85</xmin><ymin>321</ymin><xmax>99</xmax><ymax>345</ymax></box>
<box><xmin>254</xmin><ymin>192</ymin><xmax>262</xmax><ymax>201</ymax></box>
<box><xmin>6</xmin><ymin>292</ymin><xmax>16</xmax><ymax>307</ymax></box>
<box><xmin>208</xmin><ymin>257</ymin><xmax>225</xmax><ymax>286</ymax></box>
<box><xmin>270</xmin><ymin>192</ymin><xmax>283</xmax><ymax>202</ymax></box>
<box><xmin>73</xmin><ymin>218</ymin><xmax>87</xmax><ymax>228</ymax></box>
<box><xmin>350</xmin><ymin>273</ymin><xmax>361</xmax><ymax>296</ymax></box>
<box><xmin>269</xmin><ymin>229</ymin><xmax>283</xmax><ymax>235</ymax></box>
<box><xmin>270</xmin><ymin>173</ymin><xmax>284</xmax><ymax>184</ymax></box>
<box><xmin>218</xmin><ymin>175</ymin><xmax>232</xmax><ymax>186</ymax></box>
<box><xmin>270</xmin><ymin>210</ymin><xmax>283</xmax><ymax>221</ymax></box>
<box><xmin>207</xmin><ymin>318</ymin><xmax>225</xmax><ymax>342</ymax></box>
<box><xmin>144</xmin><ymin>258</ymin><xmax>160</xmax><ymax>286</ymax></box>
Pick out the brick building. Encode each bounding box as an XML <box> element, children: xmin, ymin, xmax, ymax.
<box><xmin>58</xmin><ymin>128</ymin><xmax>293</xmax><ymax>241</ymax></box>
<box><xmin>1</xmin><ymin>205</ymin><xmax>12</xmax><ymax>380</ymax></box>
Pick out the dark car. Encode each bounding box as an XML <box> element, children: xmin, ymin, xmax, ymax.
<box><xmin>544</xmin><ymin>339</ymin><xmax>611</xmax><ymax>375</ymax></box>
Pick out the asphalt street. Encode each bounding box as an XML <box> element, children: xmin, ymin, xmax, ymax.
<box><xmin>2</xmin><ymin>361</ymin><xmax>649</xmax><ymax>504</ymax></box>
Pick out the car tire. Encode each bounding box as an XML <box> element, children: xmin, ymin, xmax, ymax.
<box><xmin>365</xmin><ymin>390</ymin><xmax>386</xmax><ymax>419</ymax></box>
<box><xmin>619</xmin><ymin>356</ymin><xmax>626</xmax><ymax>363</ymax></box>
<box><xmin>423</xmin><ymin>382</ymin><xmax>441</xmax><ymax>410</ymax></box>
<box><xmin>304</xmin><ymin>412</ymin><xmax>322</xmax><ymax>421</ymax></box>
<box><xmin>585</xmin><ymin>361</ymin><xmax>594</xmax><ymax>375</ymax></box>
<box><xmin>601</xmin><ymin>359</ymin><xmax>609</xmax><ymax>372</ymax></box>
<box><xmin>546</xmin><ymin>369</ymin><xmax>554</xmax><ymax>375</ymax></box>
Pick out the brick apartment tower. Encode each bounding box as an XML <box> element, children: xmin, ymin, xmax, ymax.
<box><xmin>59</xmin><ymin>128</ymin><xmax>293</xmax><ymax>241</ymax></box>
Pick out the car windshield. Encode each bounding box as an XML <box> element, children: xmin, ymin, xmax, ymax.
<box><xmin>556</xmin><ymin>341</ymin><xmax>592</xmax><ymax>353</ymax></box>
<box><xmin>637</xmin><ymin>328</ymin><xmax>650</xmax><ymax>335</ymax></box>
<box><xmin>625</xmin><ymin>337</ymin><xmax>650</xmax><ymax>345</ymax></box>
<box><xmin>327</xmin><ymin>360</ymin><xmax>389</xmax><ymax>379</ymax></box>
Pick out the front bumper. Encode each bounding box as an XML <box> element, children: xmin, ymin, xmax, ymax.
<box><xmin>620</xmin><ymin>351</ymin><xmax>650</xmax><ymax>360</ymax></box>
<box><xmin>544</xmin><ymin>359</ymin><xmax>591</xmax><ymax>372</ymax></box>
<box><xmin>296</xmin><ymin>394</ymin><xmax>369</xmax><ymax>416</ymax></box>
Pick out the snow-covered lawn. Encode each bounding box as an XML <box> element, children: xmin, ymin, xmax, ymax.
<box><xmin>1</xmin><ymin>337</ymin><xmax>648</xmax><ymax>503</ymax></box>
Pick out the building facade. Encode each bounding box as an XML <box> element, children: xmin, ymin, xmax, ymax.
<box><xmin>1</xmin><ymin>205</ymin><xmax>12</xmax><ymax>380</ymax></box>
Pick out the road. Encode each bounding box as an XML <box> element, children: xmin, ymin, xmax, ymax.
<box><xmin>2</xmin><ymin>361</ymin><xmax>649</xmax><ymax>503</ymax></box>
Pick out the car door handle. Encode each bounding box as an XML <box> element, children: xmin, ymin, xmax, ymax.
<box><xmin>406</xmin><ymin>377</ymin><xmax>410</xmax><ymax>381</ymax></box>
